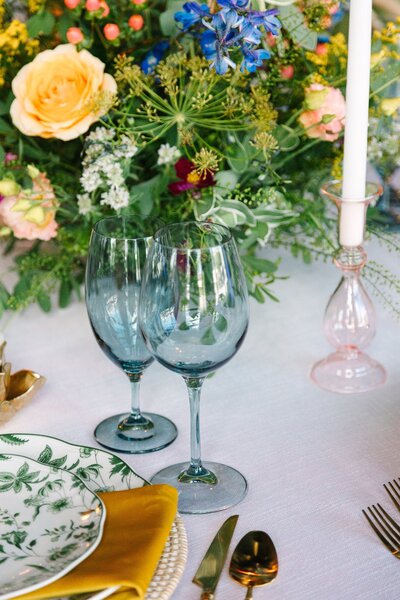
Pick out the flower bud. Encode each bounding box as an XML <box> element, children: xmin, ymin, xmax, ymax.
<box><xmin>0</xmin><ymin>179</ymin><xmax>20</xmax><ymax>197</ymax></box>
<box><xmin>25</xmin><ymin>206</ymin><xmax>46</xmax><ymax>225</ymax></box>
<box><xmin>305</xmin><ymin>88</ymin><xmax>329</xmax><ymax>111</ymax></box>
<box><xmin>27</xmin><ymin>164</ymin><xmax>40</xmax><ymax>180</ymax></box>
<box><xmin>12</xmin><ymin>198</ymin><xmax>32</xmax><ymax>212</ymax></box>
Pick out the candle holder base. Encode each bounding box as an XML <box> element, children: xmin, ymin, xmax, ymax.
<box><xmin>311</xmin><ymin>349</ymin><xmax>386</xmax><ymax>394</ymax></box>
<box><xmin>311</xmin><ymin>181</ymin><xmax>387</xmax><ymax>395</ymax></box>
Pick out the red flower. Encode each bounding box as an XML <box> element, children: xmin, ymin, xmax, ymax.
<box><xmin>168</xmin><ymin>158</ymin><xmax>215</xmax><ymax>196</ymax></box>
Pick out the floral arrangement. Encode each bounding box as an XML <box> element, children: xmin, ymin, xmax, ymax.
<box><xmin>0</xmin><ymin>0</ymin><xmax>399</xmax><ymax>317</ymax></box>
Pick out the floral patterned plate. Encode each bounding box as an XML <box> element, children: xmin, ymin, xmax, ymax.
<box><xmin>0</xmin><ymin>453</ymin><xmax>106</xmax><ymax>600</ymax></box>
<box><xmin>0</xmin><ymin>433</ymin><xmax>188</xmax><ymax>600</ymax></box>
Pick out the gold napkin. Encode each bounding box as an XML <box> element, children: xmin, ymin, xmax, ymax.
<box><xmin>17</xmin><ymin>484</ymin><xmax>178</xmax><ymax>600</ymax></box>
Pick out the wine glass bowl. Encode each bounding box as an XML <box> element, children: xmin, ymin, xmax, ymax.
<box><xmin>140</xmin><ymin>221</ymin><xmax>249</xmax><ymax>513</ymax></box>
<box><xmin>141</xmin><ymin>222</ymin><xmax>248</xmax><ymax>377</ymax></box>
<box><xmin>85</xmin><ymin>216</ymin><xmax>177</xmax><ymax>453</ymax></box>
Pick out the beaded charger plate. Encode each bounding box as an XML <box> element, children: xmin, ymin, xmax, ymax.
<box><xmin>0</xmin><ymin>433</ymin><xmax>188</xmax><ymax>600</ymax></box>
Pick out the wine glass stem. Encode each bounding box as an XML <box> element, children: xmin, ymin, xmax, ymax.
<box><xmin>187</xmin><ymin>377</ymin><xmax>204</xmax><ymax>474</ymax></box>
<box><xmin>117</xmin><ymin>373</ymin><xmax>154</xmax><ymax>436</ymax></box>
<box><xmin>245</xmin><ymin>586</ymin><xmax>254</xmax><ymax>600</ymax></box>
<box><xmin>129</xmin><ymin>373</ymin><xmax>143</xmax><ymax>420</ymax></box>
<box><xmin>179</xmin><ymin>377</ymin><xmax>217</xmax><ymax>484</ymax></box>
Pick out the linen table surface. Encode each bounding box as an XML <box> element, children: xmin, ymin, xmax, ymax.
<box><xmin>2</xmin><ymin>241</ymin><xmax>400</xmax><ymax>600</ymax></box>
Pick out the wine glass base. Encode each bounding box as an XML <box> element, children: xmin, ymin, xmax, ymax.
<box><xmin>94</xmin><ymin>412</ymin><xmax>177</xmax><ymax>454</ymax></box>
<box><xmin>311</xmin><ymin>350</ymin><xmax>387</xmax><ymax>394</ymax></box>
<box><xmin>150</xmin><ymin>461</ymin><xmax>248</xmax><ymax>514</ymax></box>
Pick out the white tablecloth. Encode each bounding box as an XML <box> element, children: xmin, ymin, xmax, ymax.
<box><xmin>2</xmin><ymin>240</ymin><xmax>400</xmax><ymax>599</ymax></box>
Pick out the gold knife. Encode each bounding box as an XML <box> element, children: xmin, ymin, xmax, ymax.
<box><xmin>192</xmin><ymin>514</ymin><xmax>239</xmax><ymax>600</ymax></box>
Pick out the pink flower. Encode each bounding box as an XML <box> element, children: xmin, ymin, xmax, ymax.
<box><xmin>327</xmin><ymin>1</ymin><xmax>340</xmax><ymax>14</ymax></box>
<box><xmin>0</xmin><ymin>173</ymin><xmax>58</xmax><ymax>241</ymax></box>
<box><xmin>4</xmin><ymin>153</ymin><xmax>17</xmax><ymax>165</ymax></box>
<box><xmin>299</xmin><ymin>83</ymin><xmax>345</xmax><ymax>142</ymax></box>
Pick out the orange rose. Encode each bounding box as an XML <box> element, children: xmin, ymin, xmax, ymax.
<box><xmin>10</xmin><ymin>44</ymin><xmax>117</xmax><ymax>141</ymax></box>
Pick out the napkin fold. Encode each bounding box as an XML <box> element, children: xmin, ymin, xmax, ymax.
<box><xmin>16</xmin><ymin>484</ymin><xmax>178</xmax><ymax>600</ymax></box>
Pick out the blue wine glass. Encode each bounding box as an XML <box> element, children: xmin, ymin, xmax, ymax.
<box><xmin>85</xmin><ymin>216</ymin><xmax>177</xmax><ymax>453</ymax></box>
<box><xmin>140</xmin><ymin>221</ymin><xmax>249</xmax><ymax>513</ymax></box>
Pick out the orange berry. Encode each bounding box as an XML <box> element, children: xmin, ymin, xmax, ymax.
<box><xmin>64</xmin><ymin>0</ymin><xmax>80</xmax><ymax>8</ymax></box>
<box><xmin>280</xmin><ymin>65</ymin><xmax>294</xmax><ymax>79</ymax></box>
<box><xmin>66</xmin><ymin>27</ymin><xmax>84</xmax><ymax>43</ymax></box>
<box><xmin>99</xmin><ymin>0</ymin><xmax>110</xmax><ymax>16</ymax></box>
<box><xmin>86</xmin><ymin>0</ymin><xmax>101</xmax><ymax>10</ymax></box>
<box><xmin>128</xmin><ymin>14</ymin><xmax>144</xmax><ymax>30</ymax></box>
<box><xmin>266</xmin><ymin>32</ymin><xmax>276</xmax><ymax>47</ymax></box>
<box><xmin>316</xmin><ymin>43</ymin><xmax>328</xmax><ymax>55</ymax></box>
<box><xmin>132</xmin><ymin>0</ymin><xmax>146</xmax><ymax>5</ymax></box>
<box><xmin>103</xmin><ymin>23</ymin><xmax>120</xmax><ymax>40</ymax></box>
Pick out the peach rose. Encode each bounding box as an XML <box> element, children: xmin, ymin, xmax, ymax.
<box><xmin>10</xmin><ymin>44</ymin><xmax>117</xmax><ymax>141</ymax></box>
<box><xmin>0</xmin><ymin>173</ymin><xmax>58</xmax><ymax>241</ymax></box>
<box><xmin>299</xmin><ymin>83</ymin><xmax>345</xmax><ymax>142</ymax></box>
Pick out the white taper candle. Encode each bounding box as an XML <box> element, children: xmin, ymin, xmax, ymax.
<box><xmin>340</xmin><ymin>0</ymin><xmax>373</xmax><ymax>247</ymax></box>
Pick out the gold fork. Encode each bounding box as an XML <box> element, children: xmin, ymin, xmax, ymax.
<box><xmin>362</xmin><ymin>503</ymin><xmax>400</xmax><ymax>557</ymax></box>
<box><xmin>384</xmin><ymin>479</ymin><xmax>400</xmax><ymax>513</ymax></box>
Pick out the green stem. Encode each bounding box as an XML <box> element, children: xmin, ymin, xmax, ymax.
<box><xmin>273</xmin><ymin>138</ymin><xmax>321</xmax><ymax>170</ymax></box>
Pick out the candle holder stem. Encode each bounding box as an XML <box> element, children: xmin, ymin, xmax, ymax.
<box><xmin>311</xmin><ymin>182</ymin><xmax>386</xmax><ymax>394</ymax></box>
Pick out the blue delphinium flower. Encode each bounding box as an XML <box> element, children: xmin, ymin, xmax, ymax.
<box><xmin>247</xmin><ymin>9</ymin><xmax>281</xmax><ymax>35</ymax></box>
<box><xmin>240</xmin><ymin>45</ymin><xmax>270</xmax><ymax>72</ymax></box>
<box><xmin>218</xmin><ymin>0</ymin><xmax>248</xmax><ymax>8</ymax></box>
<box><xmin>141</xmin><ymin>41</ymin><xmax>170</xmax><ymax>74</ymax></box>
<box><xmin>175</xmin><ymin>2</ymin><xmax>211</xmax><ymax>31</ymax></box>
<box><xmin>200</xmin><ymin>29</ymin><xmax>218</xmax><ymax>60</ymax></box>
<box><xmin>174</xmin><ymin>0</ymin><xmax>280</xmax><ymax>74</ymax></box>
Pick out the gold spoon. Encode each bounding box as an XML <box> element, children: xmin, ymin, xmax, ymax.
<box><xmin>229</xmin><ymin>531</ymin><xmax>278</xmax><ymax>599</ymax></box>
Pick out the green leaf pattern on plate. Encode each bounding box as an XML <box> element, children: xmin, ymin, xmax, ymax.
<box><xmin>0</xmin><ymin>434</ymin><xmax>185</xmax><ymax>600</ymax></box>
<box><xmin>0</xmin><ymin>434</ymin><xmax>146</xmax><ymax>493</ymax></box>
<box><xmin>0</xmin><ymin>454</ymin><xmax>105</xmax><ymax>597</ymax></box>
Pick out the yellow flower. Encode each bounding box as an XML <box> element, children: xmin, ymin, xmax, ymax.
<box><xmin>10</xmin><ymin>44</ymin><xmax>117</xmax><ymax>141</ymax></box>
<box><xmin>380</xmin><ymin>97</ymin><xmax>400</xmax><ymax>116</ymax></box>
<box><xmin>28</xmin><ymin>0</ymin><xmax>45</xmax><ymax>13</ymax></box>
<box><xmin>0</xmin><ymin>20</ymin><xmax>39</xmax><ymax>59</ymax></box>
<box><xmin>371</xmin><ymin>49</ymin><xmax>387</xmax><ymax>68</ymax></box>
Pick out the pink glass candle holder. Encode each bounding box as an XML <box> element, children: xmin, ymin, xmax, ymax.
<box><xmin>310</xmin><ymin>181</ymin><xmax>386</xmax><ymax>394</ymax></box>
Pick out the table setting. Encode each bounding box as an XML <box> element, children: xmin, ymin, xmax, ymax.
<box><xmin>1</xmin><ymin>0</ymin><xmax>400</xmax><ymax>598</ymax></box>
<box><xmin>0</xmin><ymin>233</ymin><xmax>399</xmax><ymax>599</ymax></box>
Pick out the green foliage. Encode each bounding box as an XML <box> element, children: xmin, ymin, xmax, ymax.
<box><xmin>26</xmin><ymin>12</ymin><xmax>55</xmax><ymax>37</ymax></box>
<box><xmin>280</xmin><ymin>5</ymin><xmax>318</xmax><ymax>50</ymax></box>
<box><xmin>0</xmin><ymin>0</ymin><xmax>399</xmax><ymax>316</ymax></box>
